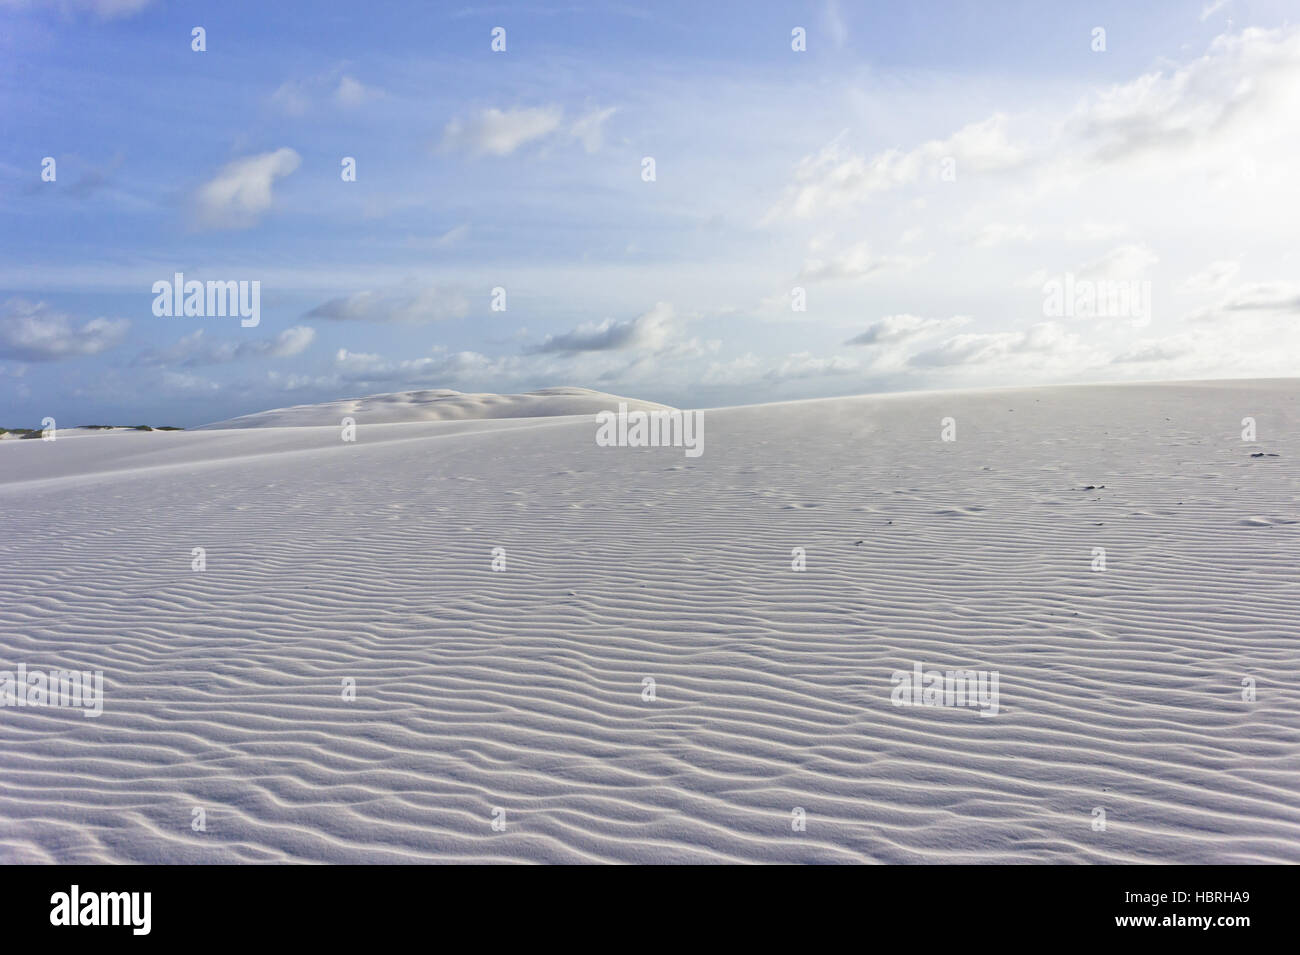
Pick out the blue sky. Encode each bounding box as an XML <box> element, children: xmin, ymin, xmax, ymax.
<box><xmin>2</xmin><ymin>0</ymin><xmax>1298</xmax><ymax>426</ymax></box>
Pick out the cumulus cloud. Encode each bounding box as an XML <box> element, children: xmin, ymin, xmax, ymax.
<box><xmin>1201</xmin><ymin>0</ymin><xmax>1230</xmax><ymax>21</ymax></box>
<box><xmin>702</xmin><ymin>353</ymin><xmax>761</xmax><ymax>386</ymax></box>
<box><xmin>440</xmin><ymin>106</ymin><xmax>564</xmax><ymax>156</ymax></box>
<box><xmin>529</xmin><ymin>302</ymin><xmax>675</xmax><ymax>354</ymax></box>
<box><xmin>335</xmin><ymin>75</ymin><xmax>381</xmax><ymax>108</ymax></box>
<box><xmin>1077</xmin><ymin>244</ymin><xmax>1159</xmax><ymax>281</ymax></box>
<box><xmin>432</xmin><ymin>224</ymin><xmax>470</xmax><ymax>248</ymax></box>
<box><xmin>1017</xmin><ymin>244</ymin><xmax>1160</xmax><ymax>292</ymax></box>
<box><xmin>1219</xmin><ymin>282</ymin><xmax>1300</xmax><ymax>313</ymax></box>
<box><xmin>134</xmin><ymin>326</ymin><xmax>315</xmax><ymax>367</ymax></box>
<box><xmin>767</xmin><ymin>115</ymin><xmax>1024</xmax><ymax>220</ymax></box>
<box><xmin>269</xmin><ymin>80</ymin><xmax>312</xmax><ymax>117</ymax></box>
<box><xmin>265</xmin><ymin>325</ymin><xmax>316</xmax><ymax>356</ymax></box>
<box><xmin>1112</xmin><ymin>339</ymin><xmax>1194</xmax><ymax>363</ymax></box>
<box><xmin>159</xmin><ymin>370</ymin><xmax>219</xmax><ymax>393</ymax></box>
<box><xmin>797</xmin><ymin>241</ymin><xmax>923</xmax><ymax>282</ymax></box>
<box><xmin>0</xmin><ymin>299</ymin><xmax>128</xmax><ymax>361</ymax></box>
<box><xmin>1179</xmin><ymin>259</ymin><xmax>1241</xmax><ymax>294</ymax></box>
<box><xmin>271</xmin><ymin>71</ymin><xmax>384</xmax><ymax>115</ymax></box>
<box><xmin>568</xmin><ymin>106</ymin><xmax>618</xmax><ymax>153</ymax></box>
<box><xmin>440</xmin><ymin>104</ymin><xmax>617</xmax><ymax>157</ymax></box>
<box><xmin>908</xmin><ymin>322</ymin><xmax>1080</xmax><ymax>368</ymax></box>
<box><xmin>194</xmin><ymin>148</ymin><xmax>300</xmax><ymax>229</ymax></box>
<box><xmin>1184</xmin><ymin>277</ymin><xmax>1300</xmax><ymax>323</ymax></box>
<box><xmin>769</xmin><ymin>26</ymin><xmax>1300</xmax><ymax>251</ymax></box>
<box><xmin>1072</xmin><ymin>28</ymin><xmax>1300</xmax><ymax>166</ymax></box>
<box><xmin>304</xmin><ymin>286</ymin><xmax>470</xmax><ymax>324</ymax></box>
<box><xmin>844</xmin><ymin>314</ymin><xmax>966</xmax><ymax>346</ymax></box>
<box><xmin>765</xmin><ymin>352</ymin><xmax>859</xmax><ymax>382</ymax></box>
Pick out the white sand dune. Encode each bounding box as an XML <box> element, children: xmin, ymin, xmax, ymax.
<box><xmin>1</xmin><ymin>378</ymin><xmax>1298</xmax><ymax>863</ymax></box>
<box><xmin>198</xmin><ymin>386</ymin><xmax>676</xmax><ymax>429</ymax></box>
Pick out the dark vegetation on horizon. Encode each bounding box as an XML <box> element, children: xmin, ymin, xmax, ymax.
<box><xmin>1</xmin><ymin>425</ymin><xmax>185</xmax><ymax>439</ymax></box>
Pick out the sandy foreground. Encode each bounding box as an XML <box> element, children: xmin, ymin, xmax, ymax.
<box><xmin>1</xmin><ymin>379</ymin><xmax>1297</xmax><ymax>863</ymax></box>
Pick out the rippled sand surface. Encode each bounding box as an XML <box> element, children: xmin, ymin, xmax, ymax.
<box><xmin>2</xmin><ymin>379</ymin><xmax>1297</xmax><ymax>863</ymax></box>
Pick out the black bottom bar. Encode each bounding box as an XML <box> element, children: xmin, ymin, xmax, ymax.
<box><xmin>3</xmin><ymin>864</ymin><xmax>1285</xmax><ymax>943</ymax></box>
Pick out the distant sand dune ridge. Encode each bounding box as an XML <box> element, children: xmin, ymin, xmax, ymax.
<box><xmin>197</xmin><ymin>386</ymin><xmax>678</xmax><ymax>429</ymax></box>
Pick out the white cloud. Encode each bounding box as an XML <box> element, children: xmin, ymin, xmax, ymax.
<box><xmin>530</xmin><ymin>302</ymin><xmax>675</xmax><ymax>353</ymax></box>
<box><xmin>766</xmin><ymin>351</ymin><xmax>859</xmax><ymax>382</ymax></box>
<box><xmin>1183</xmin><ymin>277</ymin><xmax>1300</xmax><ymax>324</ymax></box>
<box><xmin>160</xmin><ymin>370</ymin><xmax>219</xmax><ymax>393</ymax></box>
<box><xmin>0</xmin><ymin>299</ymin><xmax>128</xmax><ymax>361</ymax></box>
<box><xmin>194</xmin><ymin>148</ymin><xmax>300</xmax><ymax>230</ymax></box>
<box><xmin>1113</xmin><ymin>339</ymin><xmax>1195</xmax><ymax>363</ymax></box>
<box><xmin>1069</xmin><ymin>27</ymin><xmax>1300</xmax><ymax>168</ymax></box>
<box><xmin>908</xmin><ymin>322</ymin><xmax>1081</xmax><ymax>368</ymax></box>
<box><xmin>266</xmin><ymin>325</ymin><xmax>316</xmax><ymax>357</ymax></box>
<box><xmin>569</xmin><ymin>106</ymin><xmax>618</xmax><ymax>153</ymax></box>
<box><xmin>270</xmin><ymin>81</ymin><xmax>312</xmax><ymax>117</ymax></box>
<box><xmin>768</xmin><ymin>115</ymin><xmax>1024</xmax><ymax>221</ymax></box>
<box><xmin>272</xmin><ymin>72</ymin><xmax>384</xmax><ymax>115</ymax></box>
<box><xmin>844</xmin><ymin>314</ymin><xmax>967</xmax><ymax>346</ymax></box>
<box><xmin>134</xmin><ymin>326</ymin><xmax>315</xmax><ymax>366</ymax></box>
<box><xmin>1217</xmin><ymin>281</ymin><xmax>1300</xmax><ymax>314</ymax></box>
<box><xmin>335</xmin><ymin>75</ymin><xmax>381</xmax><ymax>108</ymax></box>
<box><xmin>334</xmin><ymin>348</ymin><xmax>386</xmax><ymax>373</ymax></box>
<box><xmin>702</xmin><ymin>353</ymin><xmax>760</xmax><ymax>385</ymax></box>
<box><xmin>439</xmin><ymin>104</ymin><xmax>616</xmax><ymax>157</ymax></box>
<box><xmin>1179</xmin><ymin>259</ymin><xmax>1241</xmax><ymax>294</ymax></box>
<box><xmin>433</xmin><ymin>224</ymin><xmax>470</xmax><ymax>248</ymax></box>
<box><xmin>1201</xmin><ymin>0</ymin><xmax>1230</xmax><ymax>22</ymax></box>
<box><xmin>797</xmin><ymin>241</ymin><xmax>924</xmax><ymax>282</ymax></box>
<box><xmin>440</xmin><ymin>106</ymin><xmax>564</xmax><ymax>157</ymax></box>
<box><xmin>305</xmin><ymin>285</ymin><xmax>470</xmax><ymax>324</ymax></box>
<box><xmin>1077</xmin><ymin>244</ymin><xmax>1159</xmax><ymax>281</ymax></box>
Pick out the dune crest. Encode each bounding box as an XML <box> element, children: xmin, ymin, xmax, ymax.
<box><xmin>198</xmin><ymin>386</ymin><xmax>677</xmax><ymax>429</ymax></box>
